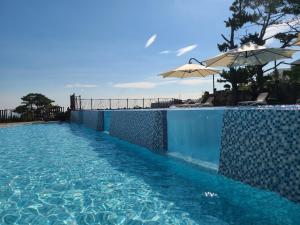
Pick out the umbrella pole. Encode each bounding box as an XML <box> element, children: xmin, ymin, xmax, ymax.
<box><xmin>213</xmin><ymin>74</ymin><xmax>215</xmax><ymax>94</ymax></box>
<box><xmin>189</xmin><ymin>57</ymin><xmax>205</xmax><ymax>65</ymax></box>
<box><xmin>274</xmin><ymin>60</ymin><xmax>278</xmax><ymax>78</ymax></box>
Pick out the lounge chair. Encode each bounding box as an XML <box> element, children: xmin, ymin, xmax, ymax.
<box><xmin>170</xmin><ymin>98</ymin><xmax>202</xmax><ymax>108</ymax></box>
<box><xmin>172</xmin><ymin>96</ymin><xmax>214</xmax><ymax>108</ymax></box>
<box><xmin>238</xmin><ymin>92</ymin><xmax>269</xmax><ymax>106</ymax></box>
<box><xmin>199</xmin><ymin>96</ymin><xmax>214</xmax><ymax>107</ymax></box>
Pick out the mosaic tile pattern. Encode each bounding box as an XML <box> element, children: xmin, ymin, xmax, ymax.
<box><xmin>70</xmin><ymin>111</ymin><xmax>83</xmax><ymax>124</ymax></box>
<box><xmin>71</xmin><ymin>111</ymin><xmax>104</xmax><ymax>131</ymax></box>
<box><xmin>110</xmin><ymin>110</ymin><xmax>167</xmax><ymax>152</ymax></box>
<box><xmin>82</xmin><ymin>110</ymin><xmax>104</xmax><ymax>131</ymax></box>
<box><xmin>219</xmin><ymin>108</ymin><xmax>300</xmax><ymax>203</ymax></box>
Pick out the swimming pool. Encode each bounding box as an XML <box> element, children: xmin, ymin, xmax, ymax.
<box><xmin>0</xmin><ymin>123</ymin><xmax>300</xmax><ymax>224</ymax></box>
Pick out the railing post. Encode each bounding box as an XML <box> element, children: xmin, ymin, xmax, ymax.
<box><xmin>91</xmin><ymin>98</ymin><xmax>93</xmax><ymax>110</ymax></box>
<box><xmin>79</xmin><ymin>96</ymin><xmax>82</xmax><ymax>110</ymax></box>
<box><xmin>75</xmin><ymin>96</ymin><xmax>78</xmax><ymax>110</ymax></box>
<box><xmin>126</xmin><ymin>98</ymin><xmax>129</xmax><ymax>109</ymax></box>
<box><xmin>70</xmin><ymin>93</ymin><xmax>75</xmax><ymax>110</ymax></box>
<box><xmin>109</xmin><ymin>99</ymin><xmax>112</xmax><ymax>110</ymax></box>
<box><xmin>142</xmin><ymin>98</ymin><xmax>145</xmax><ymax>109</ymax></box>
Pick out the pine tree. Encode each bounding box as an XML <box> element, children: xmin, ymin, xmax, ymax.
<box><xmin>218</xmin><ymin>0</ymin><xmax>300</xmax><ymax>104</ymax></box>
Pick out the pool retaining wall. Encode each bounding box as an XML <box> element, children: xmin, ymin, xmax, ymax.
<box><xmin>70</xmin><ymin>110</ymin><xmax>83</xmax><ymax>124</ymax></box>
<box><xmin>70</xmin><ymin>110</ymin><xmax>104</xmax><ymax>131</ymax></box>
<box><xmin>70</xmin><ymin>107</ymin><xmax>300</xmax><ymax>203</ymax></box>
<box><xmin>219</xmin><ymin>108</ymin><xmax>300</xmax><ymax>203</ymax></box>
<box><xmin>82</xmin><ymin>110</ymin><xmax>104</xmax><ymax>131</ymax></box>
<box><xmin>167</xmin><ymin>108</ymin><xmax>224</xmax><ymax>169</ymax></box>
<box><xmin>109</xmin><ymin>110</ymin><xmax>168</xmax><ymax>152</ymax></box>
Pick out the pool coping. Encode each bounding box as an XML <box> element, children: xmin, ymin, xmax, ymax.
<box><xmin>0</xmin><ymin>121</ymin><xmax>46</xmax><ymax>128</ymax></box>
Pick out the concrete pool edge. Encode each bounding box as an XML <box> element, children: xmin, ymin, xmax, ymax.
<box><xmin>0</xmin><ymin>121</ymin><xmax>46</xmax><ymax>128</ymax></box>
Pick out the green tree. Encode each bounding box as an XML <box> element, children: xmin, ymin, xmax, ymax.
<box><xmin>14</xmin><ymin>105</ymin><xmax>29</xmax><ymax>114</ymax></box>
<box><xmin>218</xmin><ymin>0</ymin><xmax>255</xmax><ymax>104</ymax></box>
<box><xmin>282</xmin><ymin>0</ymin><xmax>300</xmax><ymax>17</ymax></box>
<box><xmin>218</xmin><ymin>67</ymin><xmax>257</xmax><ymax>103</ymax></box>
<box><xmin>218</xmin><ymin>0</ymin><xmax>300</xmax><ymax>104</ymax></box>
<box><xmin>240</xmin><ymin>0</ymin><xmax>299</xmax><ymax>89</ymax></box>
<box><xmin>14</xmin><ymin>93</ymin><xmax>54</xmax><ymax>114</ymax></box>
<box><xmin>284</xmin><ymin>65</ymin><xmax>300</xmax><ymax>83</ymax></box>
<box><xmin>218</xmin><ymin>0</ymin><xmax>254</xmax><ymax>52</ymax></box>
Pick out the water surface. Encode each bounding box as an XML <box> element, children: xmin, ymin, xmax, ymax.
<box><xmin>0</xmin><ymin>123</ymin><xmax>299</xmax><ymax>224</ymax></box>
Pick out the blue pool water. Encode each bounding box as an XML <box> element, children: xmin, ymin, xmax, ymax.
<box><xmin>0</xmin><ymin>123</ymin><xmax>300</xmax><ymax>224</ymax></box>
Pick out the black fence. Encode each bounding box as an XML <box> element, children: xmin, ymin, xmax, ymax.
<box><xmin>0</xmin><ymin>109</ymin><xmax>19</xmax><ymax>122</ymax></box>
<box><xmin>0</xmin><ymin>107</ymin><xmax>65</xmax><ymax>123</ymax></box>
<box><xmin>70</xmin><ymin>95</ymin><xmax>181</xmax><ymax>110</ymax></box>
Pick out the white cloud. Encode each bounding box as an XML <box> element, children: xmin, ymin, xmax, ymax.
<box><xmin>176</xmin><ymin>44</ymin><xmax>197</xmax><ymax>56</ymax></box>
<box><xmin>112</xmin><ymin>79</ymin><xmax>212</xmax><ymax>89</ymax></box>
<box><xmin>113</xmin><ymin>82</ymin><xmax>157</xmax><ymax>89</ymax></box>
<box><xmin>160</xmin><ymin>50</ymin><xmax>171</xmax><ymax>54</ymax></box>
<box><xmin>145</xmin><ymin>34</ymin><xmax>157</xmax><ymax>48</ymax></box>
<box><xmin>65</xmin><ymin>83</ymin><xmax>97</xmax><ymax>88</ymax></box>
<box><xmin>264</xmin><ymin>18</ymin><xmax>300</xmax><ymax>46</ymax></box>
<box><xmin>265</xmin><ymin>24</ymin><xmax>288</xmax><ymax>40</ymax></box>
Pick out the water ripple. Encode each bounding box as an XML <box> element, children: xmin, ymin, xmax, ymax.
<box><xmin>0</xmin><ymin>123</ymin><xmax>299</xmax><ymax>225</ymax></box>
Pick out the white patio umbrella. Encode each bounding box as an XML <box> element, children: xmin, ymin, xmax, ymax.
<box><xmin>160</xmin><ymin>63</ymin><xmax>220</xmax><ymax>78</ymax></box>
<box><xmin>160</xmin><ymin>63</ymin><xmax>220</xmax><ymax>92</ymax></box>
<box><xmin>291</xmin><ymin>59</ymin><xmax>300</xmax><ymax>65</ymax></box>
<box><xmin>204</xmin><ymin>42</ymin><xmax>298</xmax><ymax>67</ymax></box>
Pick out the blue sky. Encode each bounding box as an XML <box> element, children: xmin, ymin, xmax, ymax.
<box><xmin>1</xmin><ymin>0</ymin><xmax>298</xmax><ymax>108</ymax></box>
<box><xmin>0</xmin><ymin>0</ymin><xmax>234</xmax><ymax>108</ymax></box>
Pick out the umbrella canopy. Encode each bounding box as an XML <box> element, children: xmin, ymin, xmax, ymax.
<box><xmin>160</xmin><ymin>63</ymin><xmax>220</xmax><ymax>78</ymax></box>
<box><xmin>292</xmin><ymin>59</ymin><xmax>300</xmax><ymax>65</ymax></box>
<box><xmin>204</xmin><ymin>42</ymin><xmax>298</xmax><ymax>67</ymax></box>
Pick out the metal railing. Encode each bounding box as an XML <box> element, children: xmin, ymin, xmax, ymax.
<box><xmin>72</xmin><ymin>95</ymin><xmax>180</xmax><ymax>110</ymax></box>
<box><xmin>0</xmin><ymin>107</ymin><xmax>65</xmax><ymax>123</ymax></box>
<box><xmin>0</xmin><ymin>109</ymin><xmax>20</xmax><ymax>122</ymax></box>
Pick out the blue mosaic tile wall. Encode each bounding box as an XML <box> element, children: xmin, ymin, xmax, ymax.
<box><xmin>109</xmin><ymin>110</ymin><xmax>168</xmax><ymax>152</ymax></box>
<box><xmin>71</xmin><ymin>110</ymin><xmax>104</xmax><ymax>131</ymax></box>
<box><xmin>70</xmin><ymin>111</ymin><xmax>83</xmax><ymax>124</ymax></box>
<box><xmin>219</xmin><ymin>108</ymin><xmax>300</xmax><ymax>203</ymax></box>
<box><xmin>82</xmin><ymin>110</ymin><xmax>104</xmax><ymax>131</ymax></box>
